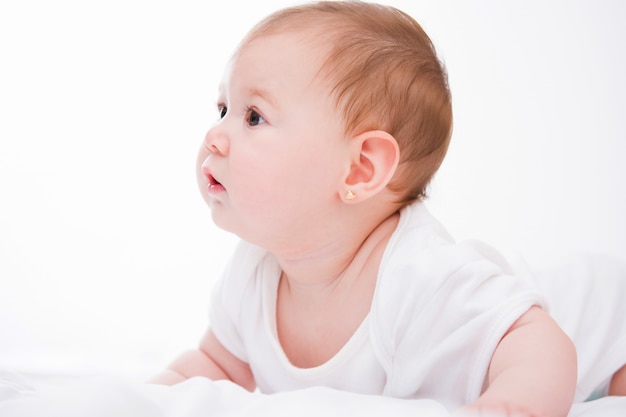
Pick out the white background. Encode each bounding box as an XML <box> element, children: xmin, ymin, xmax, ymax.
<box><xmin>1</xmin><ymin>0</ymin><xmax>625</xmax><ymax>379</ymax></box>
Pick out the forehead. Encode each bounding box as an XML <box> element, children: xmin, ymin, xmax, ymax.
<box><xmin>221</xmin><ymin>33</ymin><xmax>330</xmax><ymax>100</ymax></box>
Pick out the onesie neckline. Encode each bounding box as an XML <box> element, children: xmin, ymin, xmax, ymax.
<box><xmin>259</xmin><ymin>202</ymin><xmax>422</xmax><ymax>375</ymax></box>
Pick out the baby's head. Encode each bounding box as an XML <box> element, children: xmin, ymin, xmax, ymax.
<box><xmin>239</xmin><ymin>1</ymin><xmax>452</xmax><ymax>204</ymax></box>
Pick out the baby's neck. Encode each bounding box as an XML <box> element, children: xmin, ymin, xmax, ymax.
<box><xmin>275</xmin><ymin>210</ymin><xmax>400</xmax><ymax>368</ymax></box>
<box><xmin>277</xmin><ymin>211</ymin><xmax>400</xmax><ymax>300</ymax></box>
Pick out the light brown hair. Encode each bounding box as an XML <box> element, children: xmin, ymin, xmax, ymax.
<box><xmin>241</xmin><ymin>1</ymin><xmax>453</xmax><ymax>204</ymax></box>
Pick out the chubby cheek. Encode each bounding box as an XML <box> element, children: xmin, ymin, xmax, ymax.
<box><xmin>229</xmin><ymin>155</ymin><xmax>274</xmax><ymax>200</ymax></box>
<box><xmin>233</xmin><ymin>150</ymin><xmax>324</xmax><ymax>215</ymax></box>
<box><xmin>228</xmin><ymin>153</ymin><xmax>291</xmax><ymax>216</ymax></box>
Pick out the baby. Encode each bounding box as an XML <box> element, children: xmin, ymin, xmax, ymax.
<box><xmin>151</xmin><ymin>2</ymin><xmax>626</xmax><ymax>416</ymax></box>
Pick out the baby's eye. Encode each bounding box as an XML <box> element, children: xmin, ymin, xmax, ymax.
<box><xmin>218</xmin><ymin>104</ymin><xmax>227</xmax><ymax>119</ymax></box>
<box><xmin>246</xmin><ymin>107</ymin><xmax>266</xmax><ymax>127</ymax></box>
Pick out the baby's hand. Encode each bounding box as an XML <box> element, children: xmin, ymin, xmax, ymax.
<box><xmin>457</xmin><ymin>403</ymin><xmax>546</xmax><ymax>417</ymax></box>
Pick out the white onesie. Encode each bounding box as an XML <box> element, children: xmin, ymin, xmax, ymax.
<box><xmin>209</xmin><ymin>201</ymin><xmax>626</xmax><ymax>408</ymax></box>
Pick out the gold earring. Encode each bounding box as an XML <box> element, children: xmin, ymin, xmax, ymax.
<box><xmin>344</xmin><ymin>190</ymin><xmax>356</xmax><ymax>200</ymax></box>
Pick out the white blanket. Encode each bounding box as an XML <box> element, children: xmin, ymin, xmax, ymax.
<box><xmin>2</xmin><ymin>252</ymin><xmax>624</xmax><ymax>416</ymax></box>
<box><xmin>1</xmin><ymin>371</ymin><xmax>625</xmax><ymax>417</ymax></box>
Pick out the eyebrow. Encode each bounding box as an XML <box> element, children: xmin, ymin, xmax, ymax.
<box><xmin>245</xmin><ymin>86</ymin><xmax>279</xmax><ymax>110</ymax></box>
<box><xmin>218</xmin><ymin>84</ymin><xmax>279</xmax><ymax>110</ymax></box>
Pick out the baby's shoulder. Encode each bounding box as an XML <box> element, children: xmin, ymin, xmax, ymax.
<box><xmin>374</xmin><ymin>221</ymin><xmax>535</xmax><ymax>328</ymax></box>
<box><xmin>380</xmin><ymin>235</ymin><xmax>510</xmax><ymax>302</ymax></box>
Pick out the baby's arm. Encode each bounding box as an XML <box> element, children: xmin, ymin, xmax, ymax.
<box><xmin>465</xmin><ymin>306</ymin><xmax>577</xmax><ymax>417</ymax></box>
<box><xmin>148</xmin><ymin>329</ymin><xmax>256</xmax><ymax>391</ymax></box>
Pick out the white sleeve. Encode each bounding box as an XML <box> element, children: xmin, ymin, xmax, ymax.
<box><xmin>510</xmin><ymin>251</ymin><xmax>626</xmax><ymax>401</ymax></box>
<box><xmin>372</xmin><ymin>240</ymin><xmax>547</xmax><ymax>407</ymax></box>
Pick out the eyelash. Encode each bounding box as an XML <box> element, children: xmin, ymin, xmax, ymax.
<box><xmin>217</xmin><ymin>104</ymin><xmax>266</xmax><ymax>127</ymax></box>
<box><xmin>244</xmin><ymin>106</ymin><xmax>266</xmax><ymax>127</ymax></box>
<box><xmin>218</xmin><ymin>104</ymin><xmax>227</xmax><ymax>119</ymax></box>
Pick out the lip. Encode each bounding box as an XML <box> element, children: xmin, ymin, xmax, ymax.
<box><xmin>202</xmin><ymin>167</ymin><xmax>226</xmax><ymax>194</ymax></box>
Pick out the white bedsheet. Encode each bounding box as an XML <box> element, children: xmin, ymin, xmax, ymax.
<box><xmin>1</xmin><ymin>370</ymin><xmax>624</xmax><ymax>417</ymax></box>
<box><xmin>2</xmin><ymin>252</ymin><xmax>624</xmax><ymax>416</ymax></box>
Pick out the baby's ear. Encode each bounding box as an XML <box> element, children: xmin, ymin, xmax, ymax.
<box><xmin>341</xmin><ymin>130</ymin><xmax>399</xmax><ymax>202</ymax></box>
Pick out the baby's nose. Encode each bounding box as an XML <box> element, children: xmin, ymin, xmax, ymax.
<box><xmin>203</xmin><ymin>126</ymin><xmax>229</xmax><ymax>155</ymax></box>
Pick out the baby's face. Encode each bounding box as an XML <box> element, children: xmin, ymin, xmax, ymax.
<box><xmin>196</xmin><ymin>33</ymin><xmax>349</xmax><ymax>251</ymax></box>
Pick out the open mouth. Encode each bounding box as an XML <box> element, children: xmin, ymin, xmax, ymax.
<box><xmin>208</xmin><ymin>174</ymin><xmax>221</xmax><ymax>186</ymax></box>
<box><xmin>207</xmin><ymin>173</ymin><xmax>225</xmax><ymax>194</ymax></box>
